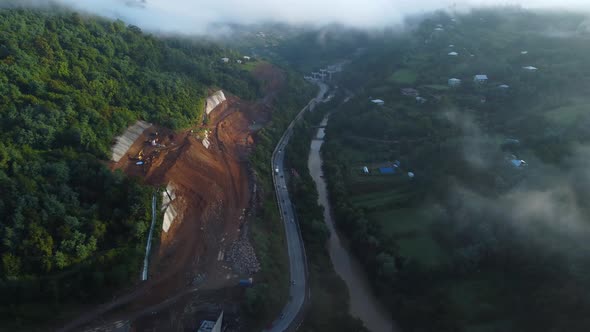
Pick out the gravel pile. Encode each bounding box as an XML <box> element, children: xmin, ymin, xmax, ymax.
<box><xmin>226</xmin><ymin>237</ymin><xmax>260</xmax><ymax>275</ymax></box>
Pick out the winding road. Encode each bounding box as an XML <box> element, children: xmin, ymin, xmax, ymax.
<box><xmin>266</xmin><ymin>81</ymin><xmax>328</xmax><ymax>332</ymax></box>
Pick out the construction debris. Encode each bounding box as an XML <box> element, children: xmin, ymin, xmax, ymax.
<box><xmin>226</xmin><ymin>236</ymin><xmax>260</xmax><ymax>275</ymax></box>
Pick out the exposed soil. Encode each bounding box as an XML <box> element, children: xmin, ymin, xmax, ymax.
<box><xmin>64</xmin><ymin>62</ymin><xmax>286</xmax><ymax>332</ymax></box>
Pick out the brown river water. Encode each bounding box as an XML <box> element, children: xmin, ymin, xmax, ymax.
<box><xmin>307</xmin><ymin>116</ymin><xmax>396</xmax><ymax>332</ymax></box>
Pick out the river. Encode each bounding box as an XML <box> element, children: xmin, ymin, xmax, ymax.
<box><xmin>308</xmin><ymin>116</ymin><xmax>395</xmax><ymax>332</ymax></box>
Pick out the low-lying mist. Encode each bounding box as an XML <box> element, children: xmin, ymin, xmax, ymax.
<box><xmin>11</xmin><ymin>0</ymin><xmax>590</xmax><ymax>35</ymax></box>
<box><xmin>442</xmin><ymin>110</ymin><xmax>590</xmax><ymax>257</ymax></box>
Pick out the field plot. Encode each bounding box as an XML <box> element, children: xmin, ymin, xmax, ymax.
<box><xmin>389</xmin><ymin>69</ymin><xmax>418</xmax><ymax>85</ymax></box>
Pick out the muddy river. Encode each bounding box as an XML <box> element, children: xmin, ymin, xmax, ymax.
<box><xmin>308</xmin><ymin>116</ymin><xmax>396</xmax><ymax>332</ymax></box>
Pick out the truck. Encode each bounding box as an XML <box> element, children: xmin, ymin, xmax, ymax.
<box><xmin>239</xmin><ymin>278</ymin><xmax>253</xmax><ymax>287</ymax></box>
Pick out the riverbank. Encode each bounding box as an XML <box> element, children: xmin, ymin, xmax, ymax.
<box><xmin>308</xmin><ymin>115</ymin><xmax>395</xmax><ymax>332</ymax></box>
<box><xmin>283</xmin><ymin>100</ymin><xmax>369</xmax><ymax>332</ymax></box>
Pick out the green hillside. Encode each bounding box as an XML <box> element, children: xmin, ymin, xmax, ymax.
<box><xmin>0</xmin><ymin>7</ymin><xmax>258</xmax><ymax>325</ymax></box>
<box><xmin>324</xmin><ymin>8</ymin><xmax>590</xmax><ymax>332</ymax></box>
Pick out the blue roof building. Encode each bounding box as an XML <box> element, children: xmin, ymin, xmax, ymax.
<box><xmin>379</xmin><ymin>167</ymin><xmax>396</xmax><ymax>174</ymax></box>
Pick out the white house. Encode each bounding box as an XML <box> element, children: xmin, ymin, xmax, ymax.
<box><xmin>448</xmin><ymin>78</ymin><xmax>461</xmax><ymax>87</ymax></box>
<box><xmin>449</xmin><ymin>44</ymin><xmax>455</xmax><ymax>48</ymax></box>
<box><xmin>498</xmin><ymin>84</ymin><xmax>510</xmax><ymax>89</ymax></box>
<box><xmin>448</xmin><ymin>51</ymin><xmax>459</xmax><ymax>56</ymax></box>
<box><xmin>473</xmin><ymin>74</ymin><xmax>488</xmax><ymax>83</ymax></box>
<box><xmin>236</xmin><ymin>59</ymin><xmax>243</xmax><ymax>64</ymax></box>
<box><xmin>243</xmin><ymin>56</ymin><xmax>251</xmax><ymax>60</ymax></box>
<box><xmin>362</xmin><ymin>166</ymin><xmax>369</xmax><ymax>174</ymax></box>
<box><xmin>221</xmin><ymin>57</ymin><xmax>229</xmax><ymax>63</ymax></box>
<box><xmin>523</xmin><ymin>66</ymin><xmax>538</xmax><ymax>71</ymax></box>
<box><xmin>521</xmin><ymin>51</ymin><xmax>528</xmax><ymax>55</ymax></box>
<box><xmin>371</xmin><ymin>99</ymin><xmax>385</xmax><ymax>106</ymax></box>
<box><xmin>408</xmin><ymin>172</ymin><xmax>415</xmax><ymax>178</ymax></box>
<box><xmin>434</xmin><ymin>27</ymin><xmax>444</xmax><ymax>31</ymax></box>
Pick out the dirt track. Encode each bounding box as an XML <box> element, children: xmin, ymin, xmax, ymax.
<box><xmin>58</xmin><ymin>63</ymin><xmax>286</xmax><ymax>332</ymax></box>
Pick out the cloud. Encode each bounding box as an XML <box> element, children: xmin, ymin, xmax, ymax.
<box><xmin>17</xmin><ymin>0</ymin><xmax>590</xmax><ymax>35</ymax></box>
<box><xmin>440</xmin><ymin>110</ymin><xmax>590</xmax><ymax>253</ymax></box>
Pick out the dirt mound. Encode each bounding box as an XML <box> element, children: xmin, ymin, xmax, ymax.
<box><xmin>67</xmin><ymin>62</ymin><xmax>288</xmax><ymax>332</ymax></box>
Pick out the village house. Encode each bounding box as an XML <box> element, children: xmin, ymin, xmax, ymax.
<box><xmin>371</xmin><ymin>99</ymin><xmax>385</xmax><ymax>106</ymax></box>
<box><xmin>401</xmin><ymin>88</ymin><xmax>419</xmax><ymax>97</ymax></box>
<box><xmin>221</xmin><ymin>57</ymin><xmax>229</xmax><ymax>63</ymax></box>
<box><xmin>523</xmin><ymin>66</ymin><xmax>538</xmax><ymax>71</ymax></box>
<box><xmin>473</xmin><ymin>74</ymin><xmax>488</xmax><ymax>84</ymax></box>
<box><xmin>448</xmin><ymin>51</ymin><xmax>459</xmax><ymax>56</ymax></box>
<box><xmin>448</xmin><ymin>78</ymin><xmax>461</xmax><ymax>87</ymax></box>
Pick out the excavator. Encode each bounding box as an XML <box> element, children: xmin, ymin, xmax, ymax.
<box><xmin>128</xmin><ymin>149</ymin><xmax>144</xmax><ymax>162</ymax></box>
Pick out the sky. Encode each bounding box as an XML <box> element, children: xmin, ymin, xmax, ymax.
<box><xmin>38</xmin><ymin>0</ymin><xmax>590</xmax><ymax>34</ymax></box>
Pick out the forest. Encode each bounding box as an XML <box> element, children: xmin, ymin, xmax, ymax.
<box><xmin>0</xmin><ymin>7</ymin><xmax>259</xmax><ymax>326</ymax></box>
<box><xmin>323</xmin><ymin>8</ymin><xmax>590</xmax><ymax>332</ymax></box>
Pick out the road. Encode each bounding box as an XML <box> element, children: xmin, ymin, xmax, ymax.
<box><xmin>266</xmin><ymin>81</ymin><xmax>329</xmax><ymax>332</ymax></box>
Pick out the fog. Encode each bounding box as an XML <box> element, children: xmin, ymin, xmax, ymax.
<box><xmin>20</xmin><ymin>0</ymin><xmax>590</xmax><ymax>34</ymax></box>
<box><xmin>442</xmin><ymin>110</ymin><xmax>590</xmax><ymax>254</ymax></box>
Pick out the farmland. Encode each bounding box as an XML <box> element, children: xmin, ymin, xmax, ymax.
<box><xmin>322</xmin><ymin>8</ymin><xmax>590</xmax><ymax>332</ymax></box>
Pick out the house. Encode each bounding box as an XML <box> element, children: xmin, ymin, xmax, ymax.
<box><xmin>407</xmin><ymin>172</ymin><xmax>415</xmax><ymax>178</ymax></box>
<box><xmin>510</xmin><ymin>159</ymin><xmax>527</xmax><ymax>168</ymax></box>
<box><xmin>371</xmin><ymin>99</ymin><xmax>385</xmax><ymax>106</ymax></box>
<box><xmin>379</xmin><ymin>167</ymin><xmax>396</xmax><ymax>174</ymax></box>
<box><xmin>401</xmin><ymin>88</ymin><xmax>419</xmax><ymax>97</ymax></box>
<box><xmin>362</xmin><ymin>166</ymin><xmax>369</xmax><ymax>174</ymax></box>
<box><xmin>243</xmin><ymin>56</ymin><xmax>251</xmax><ymax>60</ymax></box>
<box><xmin>448</xmin><ymin>51</ymin><xmax>459</xmax><ymax>56</ymax></box>
<box><xmin>416</xmin><ymin>96</ymin><xmax>427</xmax><ymax>104</ymax></box>
<box><xmin>236</xmin><ymin>59</ymin><xmax>243</xmax><ymax>64</ymax></box>
<box><xmin>434</xmin><ymin>27</ymin><xmax>444</xmax><ymax>31</ymax></box>
<box><xmin>523</xmin><ymin>66</ymin><xmax>538</xmax><ymax>71</ymax></box>
<box><xmin>448</xmin><ymin>78</ymin><xmax>461</xmax><ymax>87</ymax></box>
<box><xmin>393</xmin><ymin>160</ymin><xmax>401</xmax><ymax>167</ymax></box>
<box><xmin>504</xmin><ymin>138</ymin><xmax>520</xmax><ymax>145</ymax></box>
<box><xmin>449</xmin><ymin>44</ymin><xmax>455</xmax><ymax>48</ymax></box>
<box><xmin>473</xmin><ymin>74</ymin><xmax>488</xmax><ymax>83</ymax></box>
<box><xmin>521</xmin><ymin>50</ymin><xmax>528</xmax><ymax>55</ymax></box>
<box><xmin>498</xmin><ymin>84</ymin><xmax>510</xmax><ymax>89</ymax></box>
<box><xmin>221</xmin><ymin>57</ymin><xmax>229</xmax><ymax>63</ymax></box>
<box><xmin>198</xmin><ymin>311</ymin><xmax>223</xmax><ymax>332</ymax></box>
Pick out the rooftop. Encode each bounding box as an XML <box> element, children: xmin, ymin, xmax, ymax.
<box><xmin>379</xmin><ymin>167</ymin><xmax>396</xmax><ymax>174</ymax></box>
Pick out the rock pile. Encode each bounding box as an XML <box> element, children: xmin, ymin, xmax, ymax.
<box><xmin>226</xmin><ymin>237</ymin><xmax>260</xmax><ymax>275</ymax></box>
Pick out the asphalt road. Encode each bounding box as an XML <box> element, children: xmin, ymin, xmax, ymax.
<box><xmin>266</xmin><ymin>81</ymin><xmax>328</xmax><ymax>332</ymax></box>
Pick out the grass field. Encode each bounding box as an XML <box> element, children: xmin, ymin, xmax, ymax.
<box><xmin>421</xmin><ymin>84</ymin><xmax>450</xmax><ymax>91</ymax></box>
<box><xmin>389</xmin><ymin>69</ymin><xmax>418</xmax><ymax>85</ymax></box>
<box><xmin>242</xmin><ymin>59</ymin><xmax>261</xmax><ymax>72</ymax></box>
<box><xmin>348</xmin><ymin>169</ymin><xmax>449</xmax><ymax>268</ymax></box>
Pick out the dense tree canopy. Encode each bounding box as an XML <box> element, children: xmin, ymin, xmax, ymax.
<box><xmin>0</xmin><ymin>7</ymin><xmax>259</xmax><ymax>326</ymax></box>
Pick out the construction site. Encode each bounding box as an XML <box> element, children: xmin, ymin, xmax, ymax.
<box><xmin>65</xmin><ymin>63</ymin><xmax>287</xmax><ymax>332</ymax></box>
